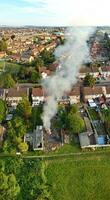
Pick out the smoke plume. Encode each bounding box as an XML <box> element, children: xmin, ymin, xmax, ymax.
<box><xmin>42</xmin><ymin>27</ymin><xmax>95</xmax><ymax>129</ymax></box>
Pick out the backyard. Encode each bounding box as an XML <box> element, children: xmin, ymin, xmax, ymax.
<box><xmin>87</xmin><ymin>107</ymin><xmax>106</xmax><ymax>135</ymax></box>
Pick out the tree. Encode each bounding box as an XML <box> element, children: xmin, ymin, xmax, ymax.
<box><xmin>84</xmin><ymin>73</ymin><xmax>96</xmax><ymax>87</ymax></box>
<box><xmin>69</xmin><ymin>104</ymin><xmax>78</xmax><ymax>114</ymax></box>
<box><xmin>54</xmin><ymin>105</ymin><xmax>67</xmax><ymax>130</ymax></box>
<box><xmin>0</xmin><ymin>100</ymin><xmax>7</xmax><ymax>122</ymax></box>
<box><xmin>18</xmin><ymin>142</ymin><xmax>28</xmax><ymax>152</ymax></box>
<box><xmin>33</xmin><ymin>57</ymin><xmax>44</xmax><ymax>69</ymax></box>
<box><xmin>12</xmin><ymin>116</ymin><xmax>27</xmax><ymax>137</ymax></box>
<box><xmin>0</xmin><ymin>172</ymin><xmax>20</xmax><ymax>200</ymax></box>
<box><xmin>102</xmin><ymin>108</ymin><xmax>110</xmax><ymax>132</ymax></box>
<box><xmin>2</xmin><ymin>74</ymin><xmax>15</xmax><ymax>88</ymax></box>
<box><xmin>30</xmin><ymin>70</ymin><xmax>40</xmax><ymax>83</ymax></box>
<box><xmin>11</xmin><ymin>34</ymin><xmax>15</xmax><ymax>40</ymax></box>
<box><xmin>40</xmin><ymin>50</ymin><xmax>55</xmax><ymax>65</ymax></box>
<box><xmin>0</xmin><ymin>39</ymin><xmax>7</xmax><ymax>51</ymax></box>
<box><xmin>16</xmin><ymin>98</ymin><xmax>32</xmax><ymax>120</ymax></box>
<box><xmin>67</xmin><ymin>113</ymin><xmax>85</xmax><ymax>134</ymax></box>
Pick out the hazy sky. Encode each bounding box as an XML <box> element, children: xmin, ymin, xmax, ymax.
<box><xmin>0</xmin><ymin>0</ymin><xmax>110</xmax><ymax>26</ymax></box>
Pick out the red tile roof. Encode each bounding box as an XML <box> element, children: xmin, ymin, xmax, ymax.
<box><xmin>32</xmin><ymin>87</ymin><xmax>44</xmax><ymax>97</ymax></box>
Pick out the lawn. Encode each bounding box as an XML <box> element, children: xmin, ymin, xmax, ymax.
<box><xmin>46</xmin><ymin>153</ymin><xmax>110</xmax><ymax>200</ymax></box>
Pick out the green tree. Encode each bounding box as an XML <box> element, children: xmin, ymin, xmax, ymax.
<box><xmin>40</xmin><ymin>50</ymin><xmax>55</xmax><ymax>65</ymax></box>
<box><xmin>0</xmin><ymin>172</ymin><xmax>20</xmax><ymax>200</ymax></box>
<box><xmin>0</xmin><ymin>100</ymin><xmax>7</xmax><ymax>122</ymax></box>
<box><xmin>67</xmin><ymin>113</ymin><xmax>85</xmax><ymax>134</ymax></box>
<box><xmin>30</xmin><ymin>70</ymin><xmax>40</xmax><ymax>83</ymax></box>
<box><xmin>69</xmin><ymin>104</ymin><xmax>78</xmax><ymax>114</ymax></box>
<box><xmin>33</xmin><ymin>57</ymin><xmax>44</xmax><ymax>69</ymax></box>
<box><xmin>0</xmin><ymin>39</ymin><xmax>7</xmax><ymax>51</ymax></box>
<box><xmin>102</xmin><ymin>108</ymin><xmax>110</xmax><ymax>132</ymax></box>
<box><xmin>84</xmin><ymin>73</ymin><xmax>96</xmax><ymax>87</ymax></box>
<box><xmin>2</xmin><ymin>74</ymin><xmax>15</xmax><ymax>88</ymax></box>
<box><xmin>12</xmin><ymin>116</ymin><xmax>27</xmax><ymax>137</ymax></box>
<box><xmin>18</xmin><ymin>142</ymin><xmax>28</xmax><ymax>152</ymax></box>
<box><xmin>16</xmin><ymin>98</ymin><xmax>32</xmax><ymax>120</ymax></box>
<box><xmin>11</xmin><ymin>34</ymin><xmax>15</xmax><ymax>40</ymax></box>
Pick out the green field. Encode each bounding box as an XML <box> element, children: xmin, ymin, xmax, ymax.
<box><xmin>46</xmin><ymin>153</ymin><xmax>110</xmax><ymax>200</ymax></box>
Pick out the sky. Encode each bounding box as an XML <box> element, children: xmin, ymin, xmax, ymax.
<box><xmin>0</xmin><ymin>0</ymin><xmax>110</xmax><ymax>26</ymax></box>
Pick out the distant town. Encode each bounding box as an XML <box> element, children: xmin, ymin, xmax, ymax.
<box><xmin>0</xmin><ymin>26</ymin><xmax>110</xmax><ymax>154</ymax></box>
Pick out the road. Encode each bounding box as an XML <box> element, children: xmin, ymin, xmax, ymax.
<box><xmin>18</xmin><ymin>83</ymin><xmax>41</xmax><ymax>88</ymax></box>
<box><xmin>1</xmin><ymin>150</ymin><xmax>110</xmax><ymax>160</ymax></box>
<box><xmin>96</xmin><ymin>80</ymin><xmax>110</xmax><ymax>86</ymax></box>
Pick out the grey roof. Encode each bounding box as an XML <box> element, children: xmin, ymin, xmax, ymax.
<box><xmin>33</xmin><ymin>126</ymin><xmax>43</xmax><ymax>150</ymax></box>
<box><xmin>79</xmin><ymin>132</ymin><xmax>90</xmax><ymax>148</ymax></box>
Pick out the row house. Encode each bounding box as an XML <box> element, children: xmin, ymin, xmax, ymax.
<box><xmin>32</xmin><ymin>87</ymin><xmax>45</xmax><ymax>106</ymax></box>
<box><xmin>31</xmin><ymin>86</ymin><xmax>80</xmax><ymax>107</ymax></box>
<box><xmin>83</xmin><ymin>86</ymin><xmax>110</xmax><ymax>102</ymax></box>
<box><xmin>0</xmin><ymin>51</ymin><xmax>6</xmax><ymax>59</ymax></box>
<box><xmin>66</xmin><ymin>87</ymin><xmax>80</xmax><ymax>104</ymax></box>
<box><xmin>45</xmin><ymin>42</ymin><xmax>57</xmax><ymax>51</ymax></box>
<box><xmin>99</xmin><ymin>66</ymin><xmax>110</xmax><ymax>78</ymax></box>
<box><xmin>38</xmin><ymin>67</ymin><xmax>51</xmax><ymax>79</ymax></box>
<box><xmin>78</xmin><ymin>67</ymin><xmax>92</xmax><ymax>79</ymax></box>
<box><xmin>83</xmin><ymin>86</ymin><xmax>103</xmax><ymax>102</ymax></box>
<box><xmin>58</xmin><ymin>87</ymin><xmax>80</xmax><ymax>105</ymax></box>
<box><xmin>6</xmin><ymin>87</ymin><xmax>29</xmax><ymax>109</ymax></box>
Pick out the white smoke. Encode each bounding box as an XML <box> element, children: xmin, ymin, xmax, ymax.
<box><xmin>42</xmin><ymin>27</ymin><xmax>95</xmax><ymax>129</ymax></box>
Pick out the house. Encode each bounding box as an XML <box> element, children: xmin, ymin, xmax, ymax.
<box><xmin>83</xmin><ymin>86</ymin><xmax>104</xmax><ymax>102</ymax></box>
<box><xmin>21</xmin><ymin>54</ymin><xmax>34</xmax><ymax>63</ymax></box>
<box><xmin>0</xmin><ymin>89</ymin><xmax>5</xmax><ymax>100</ymax></box>
<box><xmin>38</xmin><ymin>67</ymin><xmax>51</xmax><ymax>79</ymax></box>
<box><xmin>78</xmin><ymin>67</ymin><xmax>92</xmax><ymax>79</ymax></box>
<box><xmin>32</xmin><ymin>87</ymin><xmax>45</xmax><ymax>106</ymax></box>
<box><xmin>105</xmin><ymin>86</ymin><xmax>110</xmax><ymax>99</ymax></box>
<box><xmin>57</xmin><ymin>87</ymin><xmax>80</xmax><ymax>105</ymax></box>
<box><xmin>100</xmin><ymin>66</ymin><xmax>110</xmax><ymax>78</ymax></box>
<box><xmin>67</xmin><ymin>87</ymin><xmax>80</xmax><ymax>104</ymax></box>
<box><xmin>33</xmin><ymin>126</ymin><xmax>44</xmax><ymax>150</ymax></box>
<box><xmin>0</xmin><ymin>51</ymin><xmax>6</xmax><ymax>59</ymax></box>
<box><xmin>6</xmin><ymin>87</ymin><xmax>29</xmax><ymax>109</ymax></box>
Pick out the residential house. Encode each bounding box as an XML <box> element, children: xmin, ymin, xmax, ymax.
<box><xmin>67</xmin><ymin>87</ymin><xmax>80</xmax><ymax>104</ymax></box>
<box><xmin>32</xmin><ymin>87</ymin><xmax>45</xmax><ymax>106</ymax></box>
<box><xmin>38</xmin><ymin>67</ymin><xmax>51</xmax><ymax>79</ymax></box>
<box><xmin>6</xmin><ymin>87</ymin><xmax>29</xmax><ymax>109</ymax></box>
<box><xmin>78</xmin><ymin>67</ymin><xmax>92</xmax><ymax>79</ymax></box>
<box><xmin>100</xmin><ymin>66</ymin><xmax>110</xmax><ymax>78</ymax></box>
<box><xmin>21</xmin><ymin>54</ymin><xmax>34</xmax><ymax>63</ymax></box>
<box><xmin>58</xmin><ymin>86</ymin><xmax>80</xmax><ymax>105</ymax></box>
<box><xmin>0</xmin><ymin>51</ymin><xmax>6</xmax><ymax>59</ymax></box>
<box><xmin>105</xmin><ymin>86</ymin><xmax>110</xmax><ymax>99</ymax></box>
<box><xmin>83</xmin><ymin>86</ymin><xmax>104</xmax><ymax>102</ymax></box>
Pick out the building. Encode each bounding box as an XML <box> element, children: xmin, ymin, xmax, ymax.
<box><xmin>67</xmin><ymin>87</ymin><xmax>80</xmax><ymax>104</ymax></box>
<box><xmin>57</xmin><ymin>87</ymin><xmax>80</xmax><ymax>105</ymax></box>
<box><xmin>6</xmin><ymin>87</ymin><xmax>29</xmax><ymax>109</ymax></box>
<box><xmin>83</xmin><ymin>86</ymin><xmax>104</xmax><ymax>102</ymax></box>
<box><xmin>33</xmin><ymin>126</ymin><xmax>44</xmax><ymax>150</ymax></box>
<box><xmin>0</xmin><ymin>51</ymin><xmax>6</xmax><ymax>59</ymax></box>
<box><xmin>38</xmin><ymin>67</ymin><xmax>51</xmax><ymax>79</ymax></box>
<box><xmin>32</xmin><ymin>87</ymin><xmax>45</xmax><ymax>106</ymax></box>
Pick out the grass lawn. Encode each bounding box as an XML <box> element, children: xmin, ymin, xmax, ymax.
<box><xmin>46</xmin><ymin>153</ymin><xmax>110</xmax><ymax>200</ymax></box>
<box><xmin>87</xmin><ymin>108</ymin><xmax>100</xmax><ymax>120</ymax></box>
